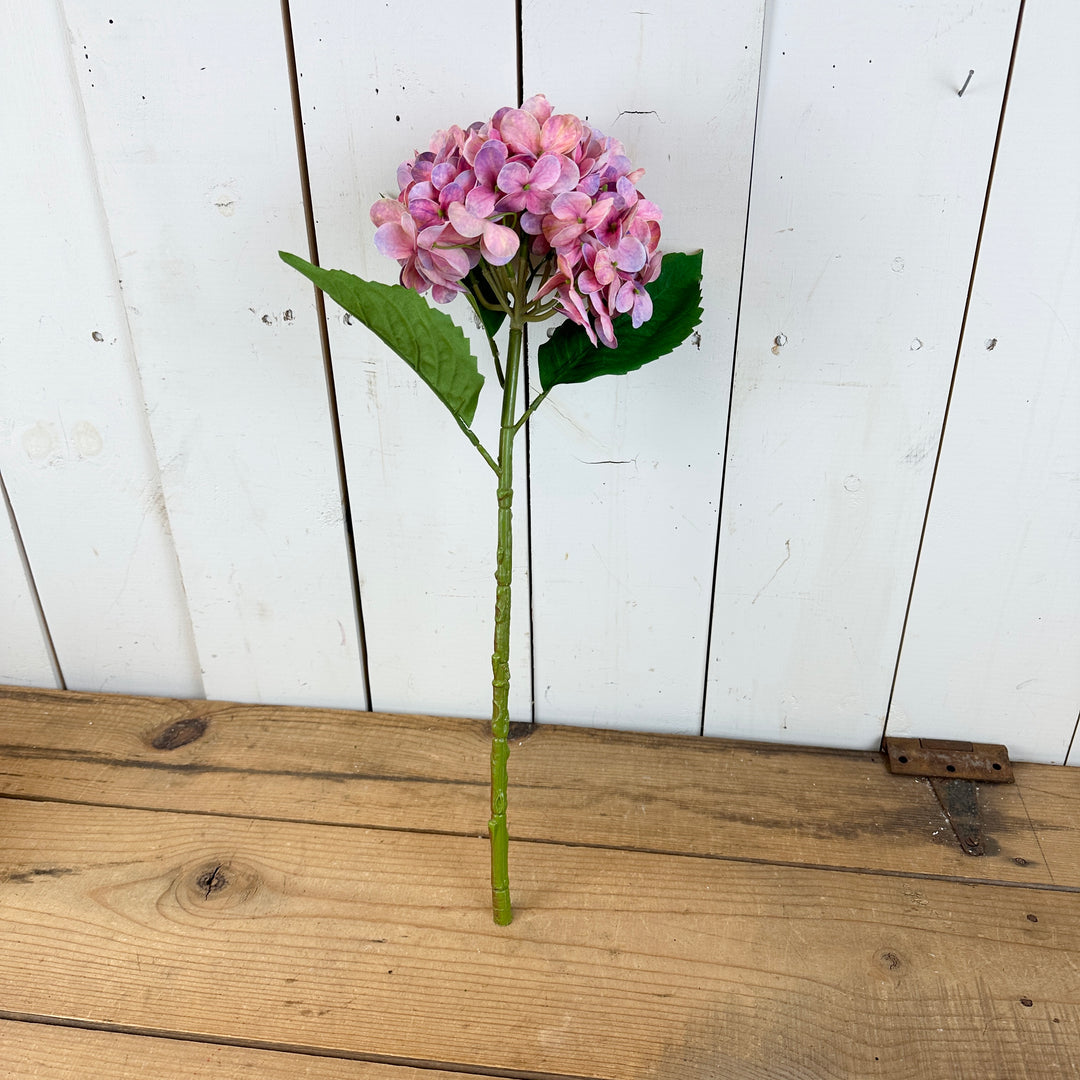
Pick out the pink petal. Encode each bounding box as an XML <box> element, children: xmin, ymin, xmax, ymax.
<box><xmin>374</xmin><ymin>220</ymin><xmax>416</xmax><ymax>260</ymax></box>
<box><xmin>523</xmin><ymin>188</ymin><xmax>555</xmax><ymax>216</ymax></box>
<box><xmin>496</xmin><ymin>161</ymin><xmax>530</xmax><ymax>194</ymax></box>
<box><xmin>521</xmin><ymin>93</ymin><xmax>553</xmax><ymax>124</ymax></box>
<box><xmin>615</xmin><ymin>280</ymin><xmax>636</xmax><ymax>313</ymax></box>
<box><xmin>539</xmin><ymin>114</ymin><xmax>584</xmax><ymax>156</ymax></box>
<box><xmin>529</xmin><ymin>154</ymin><xmax>563</xmax><ymax>190</ymax></box>
<box><xmin>430</xmin><ymin>282</ymin><xmax>461</xmax><ymax>304</ymax></box>
<box><xmin>480</xmin><ymin>220</ymin><xmax>520</xmax><ymax>265</ymax></box>
<box><xmin>370</xmin><ymin>198</ymin><xmax>404</xmax><ymax>227</ymax></box>
<box><xmin>400</xmin><ymin>261</ymin><xmax>429</xmax><ymax>293</ymax></box>
<box><xmin>447</xmin><ymin>200</ymin><xmax>486</xmax><ymax>239</ymax></box>
<box><xmin>498</xmin><ymin>109</ymin><xmax>542</xmax><ymax>155</ymax></box>
<box><xmin>464</xmin><ymin>186</ymin><xmax>497</xmax><ymax>218</ymax></box>
<box><xmin>551</xmin><ymin>191</ymin><xmax>592</xmax><ymax>221</ymax></box>
<box><xmin>551</xmin><ymin>155</ymin><xmax>580</xmax><ymax>194</ymax></box>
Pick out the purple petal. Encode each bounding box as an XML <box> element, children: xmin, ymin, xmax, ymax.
<box><xmin>495</xmin><ymin>191</ymin><xmax>528</xmax><ymax>214</ymax></box>
<box><xmin>439</xmin><ymin>182</ymin><xmax>465</xmax><ymax>210</ymax></box>
<box><xmin>613</xmin><ymin>235</ymin><xmax>647</xmax><ymax>274</ymax></box>
<box><xmin>631</xmin><ymin>287</ymin><xmax>653</xmax><ymax>327</ymax></box>
<box><xmin>431</xmin><ymin>161</ymin><xmax>458</xmax><ymax>190</ymax></box>
<box><xmin>407</xmin><ymin>197</ymin><xmax>442</xmax><ymax>228</ymax></box>
<box><xmin>474</xmin><ymin>140</ymin><xmax>508</xmax><ymax>187</ymax></box>
<box><xmin>520</xmin><ymin>211</ymin><xmax>545</xmax><ymax>235</ymax></box>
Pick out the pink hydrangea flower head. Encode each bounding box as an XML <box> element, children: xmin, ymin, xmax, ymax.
<box><xmin>369</xmin><ymin>94</ymin><xmax>664</xmax><ymax>345</ymax></box>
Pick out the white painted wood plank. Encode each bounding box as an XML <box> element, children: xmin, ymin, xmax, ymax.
<box><xmin>290</xmin><ymin>5</ymin><xmax>530</xmax><ymax>718</ymax></box>
<box><xmin>522</xmin><ymin>2</ymin><xmax>765</xmax><ymax>733</ymax></box>
<box><xmin>0</xmin><ymin>3</ymin><xmax>200</xmax><ymax>697</ymax></box>
<box><xmin>704</xmin><ymin>2</ymin><xmax>1020</xmax><ymax>748</ymax></box>
<box><xmin>58</xmin><ymin>2</ymin><xmax>367</xmax><ymax>708</ymax></box>
<box><xmin>0</xmin><ymin>480</ymin><xmax>58</xmax><ymax>688</ymax></box>
<box><xmin>888</xmin><ymin>0</ymin><xmax>1080</xmax><ymax>766</ymax></box>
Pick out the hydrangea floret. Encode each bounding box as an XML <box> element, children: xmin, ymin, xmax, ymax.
<box><xmin>281</xmin><ymin>94</ymin><xmax>702</xmax><ymax>926</ymax></box>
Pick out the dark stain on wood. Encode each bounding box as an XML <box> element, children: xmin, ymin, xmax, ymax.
<box><xmin>507</xmin><ymin>721</ymin><xmax>534</xmax><ymax>742</ymax></box>
<box><xmin>0</xmin><ymin>744</ymin><xmax>487</xmax><ymax>787</ymax></box>
<box><xmin>2</xmin><ymin>866</ymin><xmax>78</xmax><ymax>885</ymax></box>
<box><xmin>150</xmin><ymin>717</ymin><xmax>209</xmax><ymax>750</ymax></box>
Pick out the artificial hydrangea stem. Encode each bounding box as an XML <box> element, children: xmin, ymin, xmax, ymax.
<box><xmin>489</xmin><ymin>312</ymin><xmax>523</xmax><ymax>926</ymax></box>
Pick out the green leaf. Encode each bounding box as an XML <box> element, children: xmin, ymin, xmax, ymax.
<box><xmin>280</xmin><ymin>251</ymin><xmax>484</xmax><ymax>426</ymax></box>
<box><xmin>537</xmin><ymin>250</ymin><xmax>704</xmax><ymax>392</ymax></box>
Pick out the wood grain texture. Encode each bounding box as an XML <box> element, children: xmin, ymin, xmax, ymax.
<box><xmin>57</xmin><ymin>1</ymin><xmax>367</xmax><ymax>708</ymax></box>
<box><xmin>523</xmin><ymin>2</ymin><xmax>766</xmax><ymax>734</ymax></box>
<box><xmin>1</xmin><ymin>797</ymin><xmax>1077</xmax><ymax>1080</ymax></box>
<box><xmin>288</xmin><ymin>3</ymin><xmax>529</xmax><ymax>720</ymax></box>
<box><xmin>887</xmin><ymin>0</ymin><xmax>1080</xmax><ymax>765</ymax></box>
<box><xmin>3</xmin><ymin>1019</ymin><xmax>477</xmax><ymax>1080</ymax></box>
<box><xmin>705</xmin><ymin>2</ymin><xmax>1021</xmax><ymax>749</ymax></box>
<box><xmin>0</xmin><ymin>2</ymin><xmax>201</xmax><ymax>698</ymax></box>
<box><xmin>0</xmin><ymin>687</ymin><xmax>1074</xmax><ymax>887</ymax></box>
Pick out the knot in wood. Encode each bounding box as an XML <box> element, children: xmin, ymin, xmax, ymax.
<box><xmin>180</xmin><ymin>858</ymin><xmax>262</xmax><ymax>911</ymax></box>
<box><xmin>149</xmin><ymin>716</ymin><xmax>208</xmax><ymax>750</ymax></box>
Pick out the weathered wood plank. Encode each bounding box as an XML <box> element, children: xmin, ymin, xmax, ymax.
<box><xmin>887</xmin><ymin>0</ymin><xmax>1080</xmax><ymax>764</ymax></box>
<box><xmin>704</xmin><ymin>1</ymin><xmax>1021</xmax><ymax>749</ymax></box>
<box><xmin>3</xmin><ymin>1019</ymin><xmax>477</xmax><ymax>1080</ymax></box>
<box><xmin>522</xmin><ymin>2</ymin><xmax>765</xmax><ymax>734</ymax></box>
<box><xmin>0</xmin><ymin>687</ymin><xmax>1073</xmax><ymax>887</ymax></box>
<box><xmin>1</xmin><ymin>799</ymin><xmax>1077</xmax><ymax>1080</ymax></box>
<box><xmin>58</xmin><ymin>1</ymin><xmax>367</xmax><ymax>707</ymax></box>
<box><xmin>0</xmin><ymin>2</ymin><xmax>201</xmax><ymax>697</ymax></box>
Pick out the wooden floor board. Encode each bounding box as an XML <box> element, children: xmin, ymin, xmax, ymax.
<box><xmin>1</xmin><ymin>796</ymin><xmax>1078</xmax><ymax>1080</ymax></box>
<box><xmin>3</xmin><ymin>1018</ymin><xmax>485</xmax><ymax>1080</ymax></box>
<box><xmin>1</xmin><ymin>687</ymin><xmax>1078</xmax><ymax>1078</ymax></box>
<box><xmin>0</xmin><ymin>686</ymin><xmax>1071</xmax><ymax>885</ymax></box>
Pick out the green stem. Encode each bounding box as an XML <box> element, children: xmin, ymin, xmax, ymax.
<box><xmin>453</xmin><ymin>414</ymin><xmax>498</xmax><ymax>475</ymax></box>
<box><xmin>464</xmin><ymin>292</ymin><xmax>505</xmax><ymax>388</ymax></box>
<box><xmin>489</xmin><ymin>312</ymin><xmax>522</xmax><ymax>926</ymax></box>
<box><xmin>513</xmin><ymin>387</ymin><xmax>551</xmax><ymax>435</ymax></box>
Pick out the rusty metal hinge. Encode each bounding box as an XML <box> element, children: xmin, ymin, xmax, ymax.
<box><xmin>882</xmin><ymin>737</ymin><xmax>1014</xmax><ymax>857</ymax></box>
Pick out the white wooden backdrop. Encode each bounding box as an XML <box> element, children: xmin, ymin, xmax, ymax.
<box><xmin>2</xmin><ymin>1</ymin><xmax>1077</xmax><ymax>765</ymax></box>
